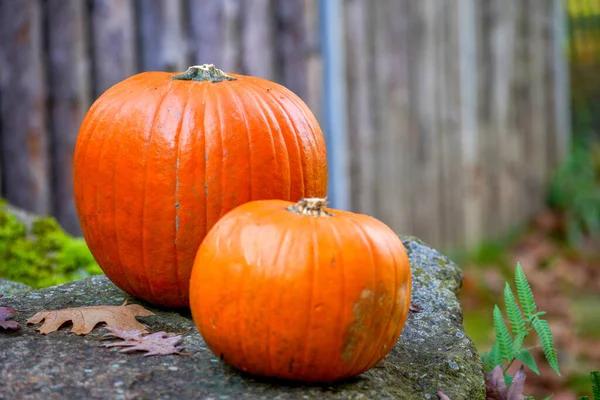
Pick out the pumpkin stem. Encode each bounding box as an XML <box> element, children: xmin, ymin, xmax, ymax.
<box><xmin>286</xmin><ymin>198</ymin><xmax>334</xmax><ymax>217</ymax></box>
<box><xmin>171</xmin><ymin>64</ymin><xmax>236</xmax><ymax>83</ymax></box>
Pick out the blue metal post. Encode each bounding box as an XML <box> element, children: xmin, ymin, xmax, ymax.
<box><xmin>320</xmin><ymin>0</ymin><xmax>350</xmax><ymax>210</ymax></box>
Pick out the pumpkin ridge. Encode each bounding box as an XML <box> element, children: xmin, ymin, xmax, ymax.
<box><xmin>171</xmin><ymin>82</ymin><xmax>193</xmax><ymax>307</ymax></box>
<box><xmin>230</xmin><ymin>82</ymin><xmax>275</xmax><ymax>201</ymax></box>
<box><xmin>323</xmin><ymin>217</ymin><xmax>348</xmax><ymax>379</ymax></box>
<box><xmin>244</xmin><ymin>80</ymin><xmax>307</xmax><ymax>199</ymax></box>
<box><xmin>139</xmin><ymin>88</ymin><xmax>175</xmax><ymax>304</ymax></box>
<box><xmin>363</xmin><ymin>225</ymin><xmax>399</xmax><ymax>370</ymax></box>
<box><xmin>267</xmin><ymin>83</ymin><xmax>325</xmax><ymax>194</ymax></box>
<box><xmin>298</xmin><ymin>216</ymin><xmax>319</xmax><ymax>379</ymax></box>
<box><xmin>263</xmin><ymin>213</ymin><xmax>292</xmax><ymax>376</ymax></box>
<box><xmin>93</xmin><ymin>93</ymin><xmax>143</xmax><ymax>298</ymax></box>
<box><xmin>75</xmin><ymin>98</ymin><xmax>116</xmax><ymax>268</ymax></box>
<box><xmin>223</xmin><ymin>84</ymin><xmax>253</xmax><ymax>204</ymax></box>
<box><xmin>342</xmin><ymin>217</ymin><xmax>378</xmax><ymax>373</ymax></box>
<box><xmin>240</xmin><ymin>83</ymin><xmax>286</xmax><ymax>200</ymax></box>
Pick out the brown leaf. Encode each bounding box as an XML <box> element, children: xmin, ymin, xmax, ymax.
<box><xmin>26</xmin><ymin>304</ymin><xmax>154</xmax><ymax>335</ymax></box>
<box><xmin>505</xmin><ymin>366</ymin><xmax>527</xmax><ymax>400</ymax></box>
<box><xmin>100</xmin><ymin>327</ymin><xmax>188</xmax><ymax>357</ymax></box>
<box><xmin>0</xmin><ymin>294</ymin><xmax>19</xmax><ymax>330</ymax></box>
<box><xmin>485</xmin><ymin>366</ymin><xmax>507</xmax><ymax>400</ymax></box>
<box><xmin>437</xmin><ymin>391</ymin><xmax>452</xmax><ymax>400</ymax></box>
<box><xmin>410</xmin><ymin>302</ymin><xmax>423</xmax><ymax>312</ymax></box>
<box><xmin>485</xmin><ymin>365</ymin><xmax>528</xmax><ymax>400</ymax></box>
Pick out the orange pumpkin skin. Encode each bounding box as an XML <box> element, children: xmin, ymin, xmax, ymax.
<box><xmin>73</xmin><ymin>65</ymin><xmax>327</xmax><ymax>308</ymax></box>
<box><xmin>189</xmin><ymin>198</ymin><xmax>412</xmax><ymax>383</ymax></box>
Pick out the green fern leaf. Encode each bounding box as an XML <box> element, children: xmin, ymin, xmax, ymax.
<box><xmin>480</xmin><ymin>351</ymin><xmax>490</xmax><ymax>370</ymax></box>
<box><xmin>579</xmin><ymin>396</ymin><xmax>589</xmax><ymax>400</ymax></box>
<box><xmin>504</xmin><ymin>282</ymin><xmax>527</xmax><ymax>336</ymax></box>
<box><xmin>513</xmin><ymin>332</ymin><xmax>527</xmax><ymax>353</ymax></box>
<box><xmin>591</xmin><ymin>370</ymin><xmax>600</xmax><ymax>400</ymax></box>
<box><xmin>488</xmin><ymin>340</ymin><xmax>502</xmax><ymax>370</ymax></box>
<box><xmin>542</xmin><ymin>395</ymin><xmax>554</xmax><ymax>400</ymax></box>
<box><xmin>532</xmin><ymin>318</ymin><xmax>560</xmax><ymax>376</ymax></box>
<box><xmin>493</xmin><ymin>305</ymin><xmax>514</xmax><ymax>360</ymax></box>
<box><xmin>515</xmin><ymin>263</ymin><xmax>537</xmax><ymax>319</ymax></box>
<box><xmin>515</xmin><ymin>349</ymin><xmax>540</xmax><ymax>375</ymax></box>
<box><xmin>504</xmin><ymin>371</ymin><xmax>513</xmax><ymax>386</ymax></box>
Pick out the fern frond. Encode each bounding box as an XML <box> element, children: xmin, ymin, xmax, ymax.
<box><xmin>532</xmin><ymin>318</ymin><xmax>560</xmax><ymax>376</ymax></box>
<box><xmin>579</xmin><ymin>396</ymin><xmax>590</xmax><ymax>400</ymax></box>
<box><xmin>515</xmin><ymin>263</ymin><xmax>537</xmax><ymax>319</ymax></box>
<box><xmin>493</xmin><ymin>305</ymin><xmax>514</xmax><ymax>360</ymax></box>
<box><xmin>504</xmin><ymin>282</ymin><xmax>526</xmax><ymax>338</ymax></box>
<box><xmin>488</xmin><ymin>340</ymin><xmax>502</xmax><ymax>371</ymax></box>
<box><xmin>513</xmin><ymin>332</ymin><xmax>527</xmax><ymax>353</ymax></box>
<box><xmin>591</xmin><ymin>370</ymin><xmax>600</xmax><ymax>400</ymax></box>
<box><xmin>515</xmin><ymin>349</ymin><xmax>540</xmax><ymax>375</ymax></box>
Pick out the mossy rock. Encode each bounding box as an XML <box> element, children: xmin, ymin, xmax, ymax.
<box><xmin>0</xmin><ymin>237</ymin><xmax>485</xmax><ymax>399</ymax></box>
<box><xmin>0</xmin><ymin>199</ymin><xmax>102</xmax><ymax>288</ymax></box>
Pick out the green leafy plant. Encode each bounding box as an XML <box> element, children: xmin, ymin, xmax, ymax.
<box><xmin>480</xmin><ymin>263</ymin><xmax>560</xmax><ymax>385</ymax></box>
<box><xmin>577</xmin><ymin>370</ymin><xmax>600</xmax><ymax>400</ymax></box>
<box><xmin>547</xmin><ymin>138</ymin><xmax>600</xmax><ymax>245</ymax></box>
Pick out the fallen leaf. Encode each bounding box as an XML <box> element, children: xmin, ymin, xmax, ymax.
<box><xmin>505</xmin><ymin>366</ymin><xmax>527</xmax><ymax>400</ymax></box>
<box><xmin>0</xmin><ymin>294</ymin><xmax>19</xmax><ymax>330</ymax></box>
<box><xmin>410</xmin><ymin>302</ymin><xmax>423</xmax><ymax>312</ymax></box>
<box><xmin>437</xmin><ymin>391</ymin><xmax>452</xmax><ymax>400</ymax></box>
<box><xmin>100</xmin><ymin>327</ymin><xmax>188</xmax><ymax>357</ymax></box>
<box><xmin>26</xmin><ymin>303</ymin><xmax>154</xmax><ymax>335</ymax></box>
<box><xmin>485</xmin><ymin>365</ymin><xmax>528</xmax><ymax>400</ymax></box>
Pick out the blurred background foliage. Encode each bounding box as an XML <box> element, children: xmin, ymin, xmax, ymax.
<box><xmin>458</xmin><ymin>2</ymin><xmax>600</xmax><ymax>397</ymax></box>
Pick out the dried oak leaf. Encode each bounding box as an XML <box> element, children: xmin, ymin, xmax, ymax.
<box><xmin>410</xmin><ymin>302</ymin><xmax>424</xmax><ymax>313</ymax></box>
<box><xmin>26</xmin><ymin>303</ymin><xmax>154</xmax><ymax>335</ymax></box>
<box><xmin>100</xmin><ymin>327</ymin><xmax>188</xmax><ymax>357</ymax></box>
<box><xmin>437</xmin><ymin>391</ymin><xmax>452</xmax><ymax>400</ymax></box>
<box><xmin>0</xmin><ymin>294</ymin><xmax>19</xmax><ymax>330</ymax></box>
<box><xmin>485</xmin><ymin>365</ymin><xmax>527</xmax><ymax>400</ymax></box>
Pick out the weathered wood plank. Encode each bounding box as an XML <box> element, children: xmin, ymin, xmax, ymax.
<box><xmin>344</xmin><ymin>0</ymin><xmax>376</xmax><ymax>215</ymax></box>
<box><xmin>489</xmin><ymin>0</ymin><xmax>519</xmax><ymax>232</ymax></box>
<box><xmin>303</xmin><ymin>0</ymin><xmax>323</xmax><ymax>123</ymax></box>
<box><xmin>408</xmin><ymin>0</ymin><xmax>442</xmax><ymax>246</ymax></box>
<box><xmin>276</xmin><ymin>0</ymin><xmax>307</xmax><ymax>99</ymax></box>
<box><xmin>241</xmin><ymin>0</ymin><xmax>275</xmax><ymax>79</ymax></box>
<box><xmin>513</xmin><ymin>0</ymin><xmax>532</xmax><ymax>225</ymax></box>
<box><xmin>476</xmin><ymin>0</ymin><xmax>501</xmax><ymax>237</ymax></box>
<box><xmin>377</xmin><ymin>0</ymin><xmax>413</xmax><ymax>236</ymax></box>
<box><xmin>137</xmin><ymin>0</ymin><xmax>187</xmax><ymax>72</ymax></box>
<box><xmin>438</xmin><ymin>0</ymin><xmax>463</xmax><ymax>248</ymax></box>
<box><xmin>46</xmin><ymin>0</ymin><xmax>91</xmax><ymax>235</ymax></box>
<box><xmin>187</xmin><ymin>0</ymin><xmax>242</xmax><ymax>73</ymax></box>
<box><xmin>458</xmin><ymin>0</ymin><xmax>483</xmax><ymax>248</ymax></box>
<box><xmin>0</xmin><ymin>0</ymin><xmax>50</xmax><ymax>215</ymax></box>
<box><xmin>90</xmin><ymin>0</ymin><xmax>137</xmax><ymax>97</ymax></box>
<box><xmin>528</xmin><ymin>0</ymin><xmax>549</xmax><ymax>218</ymax></box>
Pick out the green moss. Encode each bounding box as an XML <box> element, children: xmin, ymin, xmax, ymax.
<box><xmin>0</xmin><ymin>201</ymin><xmax>102</xmax><ymax>288</ymax></box>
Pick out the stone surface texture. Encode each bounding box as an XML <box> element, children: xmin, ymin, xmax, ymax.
<box><xmin>0</xmin><ymin>237</ymin><xmax>485</xmax><ymax>399</ymax></box>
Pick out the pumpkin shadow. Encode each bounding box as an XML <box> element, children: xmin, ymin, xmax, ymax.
<box><xmin>229</xmin><ymin>365</ymin><xmax>366</xmax><ymax>389</ymax></box>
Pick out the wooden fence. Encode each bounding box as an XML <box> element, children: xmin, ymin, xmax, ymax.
<box><xmin>0</xmin><ymin>0</ymin><xmax>570</xmax><ymax>250</ymax></box>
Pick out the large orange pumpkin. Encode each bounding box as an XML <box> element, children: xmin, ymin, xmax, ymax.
<box><xmin>73</xmin><ymin>64</ymin><xmax>327</xmax><ymax>308</ymax></box>
<box><xmin>189</xmin><ymin>198</ymin><xmax>412</xmax><ymax>383</ymax></box>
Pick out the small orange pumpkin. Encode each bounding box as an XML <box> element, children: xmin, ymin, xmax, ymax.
<box><xmin>189</xmin><ymin>198</ymin><xmax>412</xmax><ymax>383</ymax></box>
